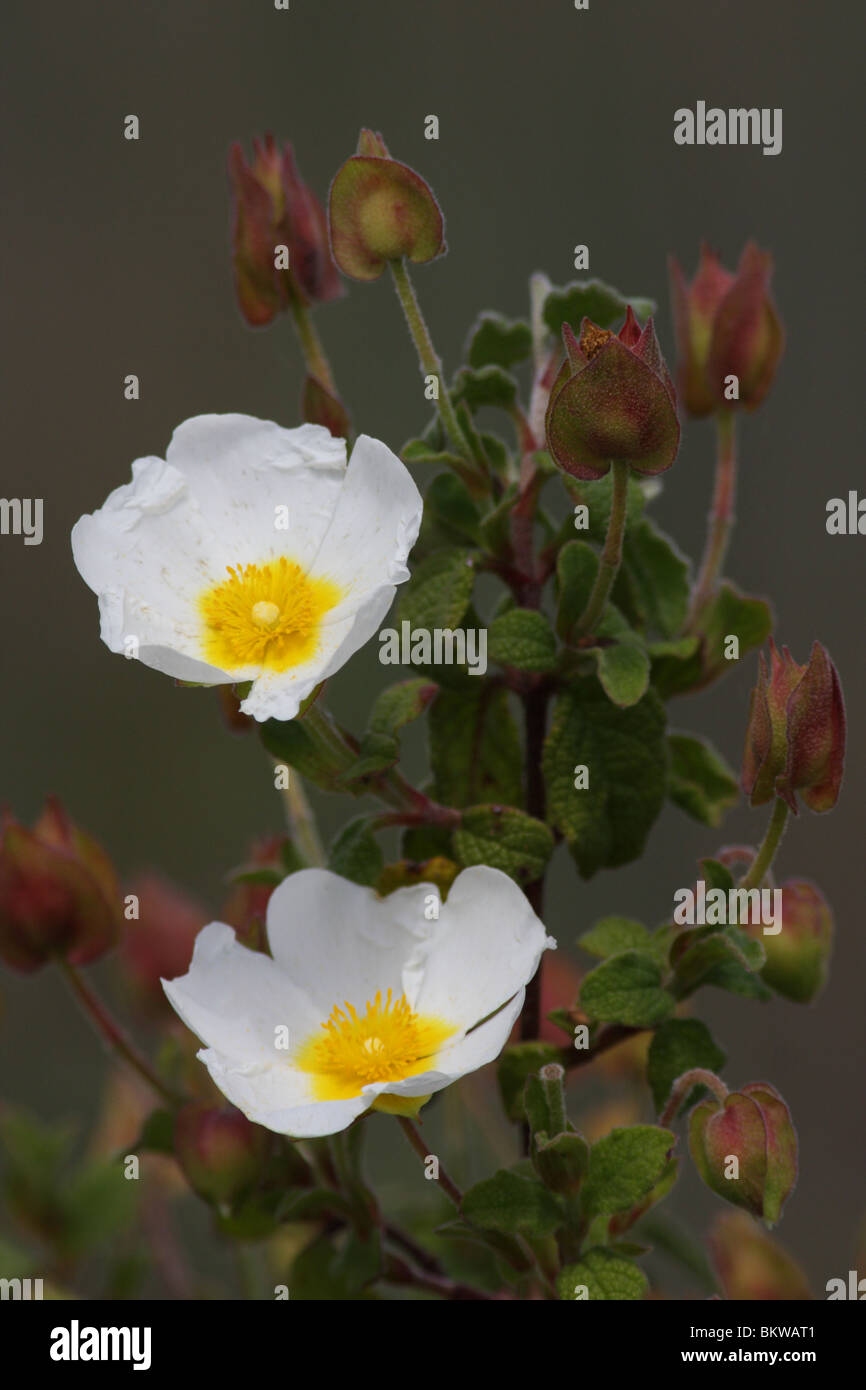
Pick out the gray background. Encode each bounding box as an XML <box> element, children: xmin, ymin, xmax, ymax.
<box><xmin>1</xmin><ymin>0</ymin><xmax>863</xmax><ymax>1294</ymax></box>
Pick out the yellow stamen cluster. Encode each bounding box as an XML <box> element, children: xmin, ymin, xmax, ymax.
<box><xmin>295</xmin><ymin>990</ymin><xmax>455</xmax><ymax>1101</ymax></box>
<box><xmin>198</xmin><ymin>557</ymin><xmax>342</xmax><ymax>672</ymax></box>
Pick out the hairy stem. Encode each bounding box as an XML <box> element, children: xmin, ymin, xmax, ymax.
<box><xmin>660</xmin><ymin>1068</ymin><xmax>729</xmax><ymax>1126</ymax></box>
<box><xmin>397</xmin><ymin>1116</ymin><xmax>463</xmax><ymax>1208</ymax></box>
<box><xmin>740</xmin><ymin>797</ymin><xmax>789</xmax><ymax>890</ymax></box>
<box><xmin>687</xmin><ymin>410</ymin><xmax>736</xmax><ymax>629</ymax></box>
<box><xmin>58</xmin><ymin>960</ymin><xmax>181</xmax><ymax>1105</ymax></box>
<box><xmin>287</xmin><ymin>284</ymin><xmax>336</xmax><ymax>394</ymax></box>
<box><xmin>389</xmin><ymin>258</ymin><xmax>471</xmax><ymax>459</ymax></box>
<box><xmin>273</xmin><ymin>762</ymin><xmax>325</xmax><ymax>866</ymax></box>
<box><xmin>577</xmin><ymin>459</ymin><xmax>630</xmax><ymax>634</ymax></box>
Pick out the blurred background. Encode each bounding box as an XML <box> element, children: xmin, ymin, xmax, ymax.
<box><xmin>1</xmin><ymin>0</ymin><xmax>863</xmax><ymax>1296</ymax></box>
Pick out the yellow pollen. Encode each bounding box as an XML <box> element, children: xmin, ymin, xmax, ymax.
<box><xmin>197</xmin><ymin>557</ymin><xmax>343</xmax><ymax>673</ymax></box>
<box><xmin>295</xmin><ymin>989</ymin><xmax>456</xmax><ymax>1102</ymax></box>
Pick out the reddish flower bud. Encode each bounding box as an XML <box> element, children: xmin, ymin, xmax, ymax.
<box><xmin>119</xmin><ymin>874</ymin><xmax>207</xmax><ymax>1014</ymax></box>
<box><xmin>689</xmin><ymin>1081</ymin><xmax>798</xmax><ymax>1226</ymax></box>
<box><xmin>221</xmin><ymin>836</ymin><xmax>289</xmax><ymax>948</ymax></box>
<box><xmin>229</xmin><ymin>134</ymin><xmax>341</xmax><ymax>326</ymax></box>
<box><xmin>742</xmin><ymin>639</ymin><xmax>846</xmax><ymax>813</ymax></box>
<box><xmin>174</xmin><ymin>1103</ymin><xmax>269</xmax><ymax>1205</ymax></box>
<box><xmin>0</xmin><ymin>799</ymin><xmax>121</xmax><ymax>973</ymax></box>
<box><xmin>328</xmin><ymin>130</ymin><xmax>445</xmax><ymax>282</ymax></box>
<box><xmin>759</xmin><ymin>878</ymin><xmax>833</xmax><ymax>1004</ymax></box>
<box><xmin>301</xmin><ymin>374</ymin><xmax>351</xmax><ymax>439</ymax></box>
<box><xmin>669</xmin><ymin>241</ymin><xmax>784</xmax><ymax>417</ymax></box>
<box><xmin>711</xmin><ymin>1212</ymin><xmax>812</xmax><ymax>1300</ymax></box>
<box><xmin>545</xmin><ymin>308</ymin><xmax>680</xmax><ymax>480</ymax></box>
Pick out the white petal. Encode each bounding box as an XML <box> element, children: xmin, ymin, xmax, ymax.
<box><xmin>161</xmin><ymin>922</ymin><xmax>321</xmax><ymax>1066</ymax></box>
<box><xmin>413</xmin><ymin>866</ymin><xmax>556</xmax><ymax>1029</ymax></box>
<box><xmin>165</xmin><ymin>415</ymin><xmax>348</xmax><ymax>572</ymax></box>
<box><xmin>307</xmin><ymin>434</ymin><xmax>423</xmax><ymax>607</ymax></box>
<box><xmin>199</xmin><ymin>1049</ymin><xmax>369</xmax><ymax>1138</ymax></box>
<box><xmin>266</xmin><ymin>870</ymin><xmax>438</xmax><ymax>1017</ymax></box>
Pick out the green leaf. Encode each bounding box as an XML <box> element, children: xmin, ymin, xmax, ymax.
<box><xmin>651</xmin><ymin>582</ymin><xmax>773</xmax><ymax>697</ymax></box>
<box><xmin>369</xmin><ymin>678</ymin><xmax>438</xmax><ymax>736</ymax></box>
<box><xmin>261</xmin><ymin>713</ymin><xmax>356</xmax><ymax>792</ymax></box>
<box><xmin>542</xmin><ymin>279</ymin><xmax>656</xmax><ymax>338</ymax></box>
<box><xmin>396</xmin><ymin>546</ymin><xmax>476</xmax><ymax>632</ymax></box>
<box><xmin>497</xmin><ymin>1042</ymin><xmax>563</xmax><ymax>1122</ymax></box>
<box><xmin>582</xmin><ymin>1125</ymin><xmax>675</xmax><ymax>1216</ymax></box>
<box><xmin>543</xmin><ymin>680</ymin><xmax>668</xmax><ymax>876</ymax></box>
<box><xmin>62</xmin><ymin>1160</ymin><xmax>138</xmax><ymax>1256</ymax></box>
<box><xmin>452</xmin><ymin>364</ymin><xmax>519</xmax><ymax>413</ymax></box>
<box><xmin>556</xmin><ymin>541</ymin><xmax>598</xmax><ymax>639</ymax></box>
<box><xmin>487</xmin><ymin>608</ymin><xmax>558</xmax><ymax>672</ymax></box>
<box><xmin>590</xmin><ymin>638</ymin><xmax>650</xmax><ymax>708</ymax></box>
<box><xmin>454</xmin><ymin>805</ymin><xmax>554</xmax><ymax>885</ymax></box>
<box><xmin>620</xmin><ymin>518</ymin><xmax>691</xmax><ymax>638</ymax></box>
<box><xmin>479</xmin><ymin>483</ymin><xmax>518</xmax><ymax>557</ymax></box>
<box><xmin>430</xmin><ymin>685</ymin><xmax>523</xmax><ymax>809</ymax></box>
<box><xmin>699</xmin><ymin>857</ymin><xmax>735</xmax><ymax>893</ymax></box>
<box><xmin>327</xmin><ymin>818</ymin><xmax>384</xmax><ymax>887</ymax></box>
<box><xmin>466</xmin><ymin>312</ymin><xmax>533</xmax><ymax>370</ymax></box>
<box><xmin>667</xmin><ymin>734</ymin><xmax>740</xmax><ymax>827</ymax></box>
<box><xmin>462</xmin><ymin>1169</ymin><xmax>563</xmax><ymax>1238</ymax></box>
<box><xmin>557</xmin><ymin>1247</ymin><xmax>648</xmax><ymax>1300</ymax></box>
<box><xmin>671</xmin><ymin>926</ymin><xmax>771</xmax><ymax>1000</ymax></box>
<box><xmin>290</xmin><ymin>1231</ymin><xmax>379</xmax><ymax>1300</ymax></box>
<box><xmin>580</xmin><ymin>952</ymin><xmax>675</xmax><ymax>1027</ymax></box>
<box><xmin>133</xmin><ymin>1108</ymin><xmax>175</xmax><ymax>1155</ymax></box>
<box><xmin>424</xmin><ymin>473</ymin><xmax>481</xmax><ymax>544</ymax></box>
<box><xmin>579</xmin><ymin>915</ymin><xmax>661</xmax><ymax>962</ymax></box>
<box><xmin>647</xmin><ymin>1019</ymin><xmax>727</xmax><ymax>1115</ymax></box>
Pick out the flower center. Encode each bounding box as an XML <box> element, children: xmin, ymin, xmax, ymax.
<box><xmin>295</xmin><ymin>989</ymin><xmax>455</xmax><ymax>1101</ymax></box>
<box><xmin>198</xmin><ymin>557</ymin><xmax>342</xmax><ymax>673</ymax></box>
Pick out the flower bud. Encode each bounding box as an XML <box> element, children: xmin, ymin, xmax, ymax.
<box><xmin>759</xmin><ymin>878</ymin><xmax>833</xmax><ymax>1004</ymax></box>
<box><xmin>689</xmin><ymin>1081</ymin><xmax>797</xmax><ymax>1226</ymax></box>
<box><xmin>221</xmin><ymin>836</ymin><xmax>292</xmax><ymax>948</ymax></box>
<box><xmin>0</xmin><ymin>799</ymin><xmax>121</xmax><ymax>972</ymax></box>
<box><xmin>711</xmin><ymin>1211</ymin><xmax>811</xmax><ymax>1300</ymax></box>
<box><xmin>229</xmin><ymin>134</ymin><xmax>341</xmax><ymax>326</ymax></box>
<box><xmin>742</xmin><ymin>640</ymin><xmax>846</xmax><ymax>813</ymax></box>
<box><xmin>545</xmin><ymin>308</ymin><xmax>680</xmax><ymax>480</ymax></box>
<box><xmin>301</xmin><ymin>374</ymin><xmax>351</xmax><ymax>439</ymax></box>
<box><xmin>174</xmin><ymin>1103</ymin><xmax>269</xmax><ymax>1205</ymax></box>
<box><xmin>669</xmin><ymin>241</ymin><xmax>784</xmax><ymax>417</ymax></box>
<box><xmin>532</xmin><ymin>1130</ymin><xmax>589</xmax><ymax>1196</ymax></box>
<box><xmin>328</xmin><ymin>130</ymin><xmax>445</xmax><ymax>281</ymax></box>
<box><xmin>119</xmin><ymin>874</ymin><xmax>206</xmax><ymax>1015</ymax></box>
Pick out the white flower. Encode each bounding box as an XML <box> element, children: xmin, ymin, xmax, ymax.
<box><xmin>71</xmin><ymin>414</ymin><xmax>423</xmax><ymax>721</ymax></box>
<box><xmin>162</xmin><ymin>866</ymin><xmax>556</xmax><ymax>1138</ymax></box>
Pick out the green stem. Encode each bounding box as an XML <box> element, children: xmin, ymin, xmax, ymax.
<box><xmin>687</xmin><ymin>410</ymin><xmax>736</xmax><ymax>629</ymax></box>
<box><xmin>576</xmin><ymin>460</ymin><xmax>630</xmax><ymax>635</ymax></box>
<box><xmin>273</xmin><ymin>763</ymin><xmax>325</xmax><ymax>867</ymax></box>
<box><xmin>58</xmin><ymin>960</ymin><xmax>181</xmax><ymax>1105</ymax></box>
<box><xmin>740</xmin><ymin>798</ymin><xmax>789</xmax><ymax>889</ymax></box>
<box><xmin>287</xmin><ymin>285</ymin><xmax>336</xmax><ymax>394</ymax></box>
<box><xmin>388</xmin><ymin>258</ymin><xmax>471</xmax><ymax>459</ymax></box>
